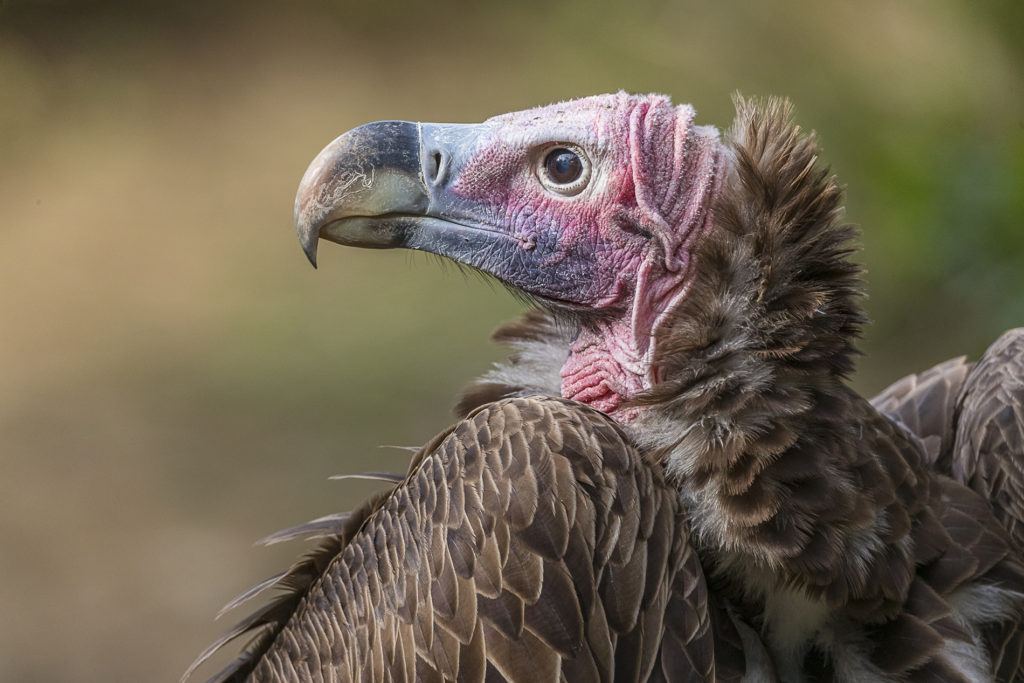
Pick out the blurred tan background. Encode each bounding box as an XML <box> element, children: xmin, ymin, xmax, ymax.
<box><xmin>1</xmin><ymin>1</ymin><xmax>1021</xmax><ymax>680</ymax></box>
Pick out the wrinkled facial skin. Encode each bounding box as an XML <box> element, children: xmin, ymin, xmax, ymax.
<box><xmin>299</xmin><ymin>92</ymin><xmax>723</xmax><ymax>321</ymax></box>
<box><xmin>440</xmin><ymin>96</ymin><xmax>648</xmax><ymax>309</ymax></box>
<box><xmin>297</xmin><ymin>92</ymin><xmax>726</xmax><ymax>415</ymax></box>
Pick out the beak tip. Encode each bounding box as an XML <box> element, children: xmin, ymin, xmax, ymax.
<box><xmin>296</xmin><ymin>215</ymin><xmax>320</xmax><ymax>268</ymax></box>
<box><xmin>301</xmin><ymin>236</ymin><xmax>319</xmax><ymax>268</ymax></box>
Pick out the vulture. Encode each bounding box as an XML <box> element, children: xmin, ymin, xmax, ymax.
<box><xmin>189</xmin><ymin>93</ymin><xmax>1024</xmax><ymax>682</ymax></box>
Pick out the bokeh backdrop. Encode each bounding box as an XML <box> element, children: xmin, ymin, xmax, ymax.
<box><xmin>1</xmin><ymin>1</ymin><xmax>1021</xmax><ymax>680</ymax></box>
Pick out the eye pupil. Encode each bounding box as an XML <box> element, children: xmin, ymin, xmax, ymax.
<box><xmin>537</xmin><ymin>145</ymin><xmax>590</xmax><ymax>196</ymax></box>
<box><xmin>544</xmin><ymin>148</ymin><xmax>583</xmax><ymax>185</ymax></box>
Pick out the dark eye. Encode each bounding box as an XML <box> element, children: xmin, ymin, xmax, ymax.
<box><xmin>544</xmin><ymin>148</ymin><xmax>583</xmax><ymax>184</ymax></box>
<box><xmin>537</xmin><ymin>144</ymin><xmax>591</xmax><ymax>196</ymax></box>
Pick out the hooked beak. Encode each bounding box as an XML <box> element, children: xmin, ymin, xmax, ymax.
<box><xmin>292</xmin><ymin>117</ymin><xmax>609</xmax><ymax>308</ymax></box>
<box><xmin>294</xmin><ymin>120</ymin><xmax>495</xmax><ymax>268</ymax></box>
<box><xmin>294</xmin><ymin>121</ymin><xmax>428</xmax><ymax>267</ymax></box>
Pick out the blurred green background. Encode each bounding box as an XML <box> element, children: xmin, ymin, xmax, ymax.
<box><xmin>0</xmin><ymin>0</ymin><xmax>1021</xmax><ymax>680</ymax></box>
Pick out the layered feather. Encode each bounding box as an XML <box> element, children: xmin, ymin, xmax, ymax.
<box><xmin>633</xmin><ymin>97</ymin><xmax>1024</xmax><ymax>680</ymax></box>
<box><xmin>460</xmin><ymin>98</ymin><xmax>1024</xmax><ymax>680</ymax></box>
<box><xmin>189</xmin><ymin>397</ymin><xmax>755</xmax><ymax>682</ymax></box>
<box><xmin>873</xmin><ymin>328</ymin><xmax>1024</xmax><ymax>680</ymax></box>
<box><xmin>193</xmin><ymin>95</ymin><xmax>1024</xmax><ymax>682</ymax></box>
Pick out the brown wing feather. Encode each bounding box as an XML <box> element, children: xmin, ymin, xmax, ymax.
<box><xmin>951</xmin><ymin>328</ymin><xmax>1024</xmax><ymax>548</ymax></box>
<box><xmin>869</xmin><ymin>331</ymin><xmax>1024</xmax><ymax>681</ymax></box>
<box><xmin>870</xmin><ymin>355</ymin><xmax>972</xmax><ymax>470</ymax></box>
<box><xmin>947</xmin><ymin>329</ymin><xmax>1024</xmax><ymax>681</ymax></box>
<box><xmin>188</xmin><ymin>396</ymin><xmax>729</xmax><ymax>682</ymax></box>
<box><xmin>625</xmin><ymin>97</ymin><xmax>1023</xmax><ymax>681</ymax></box>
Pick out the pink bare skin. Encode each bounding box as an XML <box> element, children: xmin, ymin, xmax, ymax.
<box><xmin>472</xmin><ymin>96</ymin><xmax>725</xmax><ymax>414</ymax></box>
<box><xmin>294</xmin><ymin>92</ymin><xmax>728</xmax><ymax>418</ymax></box>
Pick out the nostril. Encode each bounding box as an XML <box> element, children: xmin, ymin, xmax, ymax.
<box><xmin>423</xmin><ymin>148</ymin><xmax>448</xmax><ymax>187</ymax></box>
<box><xmin>428</xmin><ymin>150</ymin><xmax>444</xmax><ymax>184</ymax></box>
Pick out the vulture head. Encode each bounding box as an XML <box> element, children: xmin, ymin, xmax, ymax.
<box><xmin>297</xmin><ymin>91</ymin><xmax>873</xmax><ymax>525</ymax></box>
<box><xmin>296</xmin><ymin>90</ymin><xmax>871</xmax><ymax>559</ymax></box>
<box><xmin>296</xmin><ymin>93</ymin><xmax>741</xmax><ymax>415</ymax></box>
<box><xmin>246</xmin><ymin>93</ymin><xmax>1024</xmax><ymax>681</ymax></box>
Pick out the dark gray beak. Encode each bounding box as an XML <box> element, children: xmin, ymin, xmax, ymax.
<box><xmin>294</xmin><ymin>121</ymin><xmax>429</xmax><ymax>267</ymax></box>
<box><xmin>294</xmin><ymin>116</ymin><xmax>633</xmax><ymax>309</ymax></box>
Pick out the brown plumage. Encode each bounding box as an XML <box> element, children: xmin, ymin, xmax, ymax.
<box><xmin>952</xmin><ymin>330</ymin><xmax>1024</xmax><ymax>552</ymax></box>
<box><xmin>188</xmin><ymin>398</ymin><xmax>773</xmax><ymax>682</ymax></box>
<box><xmin>873</xmin><ymin>329</ymin><xmax>1024</xmax><ymax>679</ymax></box>
<box><xmin>619</xmin><ymin>100</ymin><xmax>1024</xmax><ymax>680</ymax></box>
<box><xmin>447</xmin><ymin>98</ymin><xmax>1024</xmax><ymax>679</ymax></box>
<box><xmin>192</xmin><ymin>93</ymin><xmax>1024</xmax><ymax>681</ymax></box>
<box><xmin>872</xmin><ymin>330</ymin><xmax>1024</xmax><ymax>553</ymax></box>
<box><xmin>872</xmin><ymin>356</ymin><xmax>972</xmax><ymax>469</ymax></box>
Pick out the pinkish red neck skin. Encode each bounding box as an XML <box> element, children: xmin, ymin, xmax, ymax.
<box><xmin>557</xmin><ymin>105</ymin><xmax>727</xmax><ymax>419</ymax></box>
<box><xmin>561</xmin><ymin>322</ymin><xmax>646</xmax><ymax>416</ymax></box>
<box><xmin>556</xmin><ymin>99</ymin><xmax>727</xmax><ymax>420</ymax></box>
<box><xmin>559</xmin><ymin>236</ymin><xmax>702</xmax><ymax>419</ymax></box>
<box><xmin>447</xmin><ymin>93</ymin><xmax>727</xmax><ymax>419</ymax></box>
